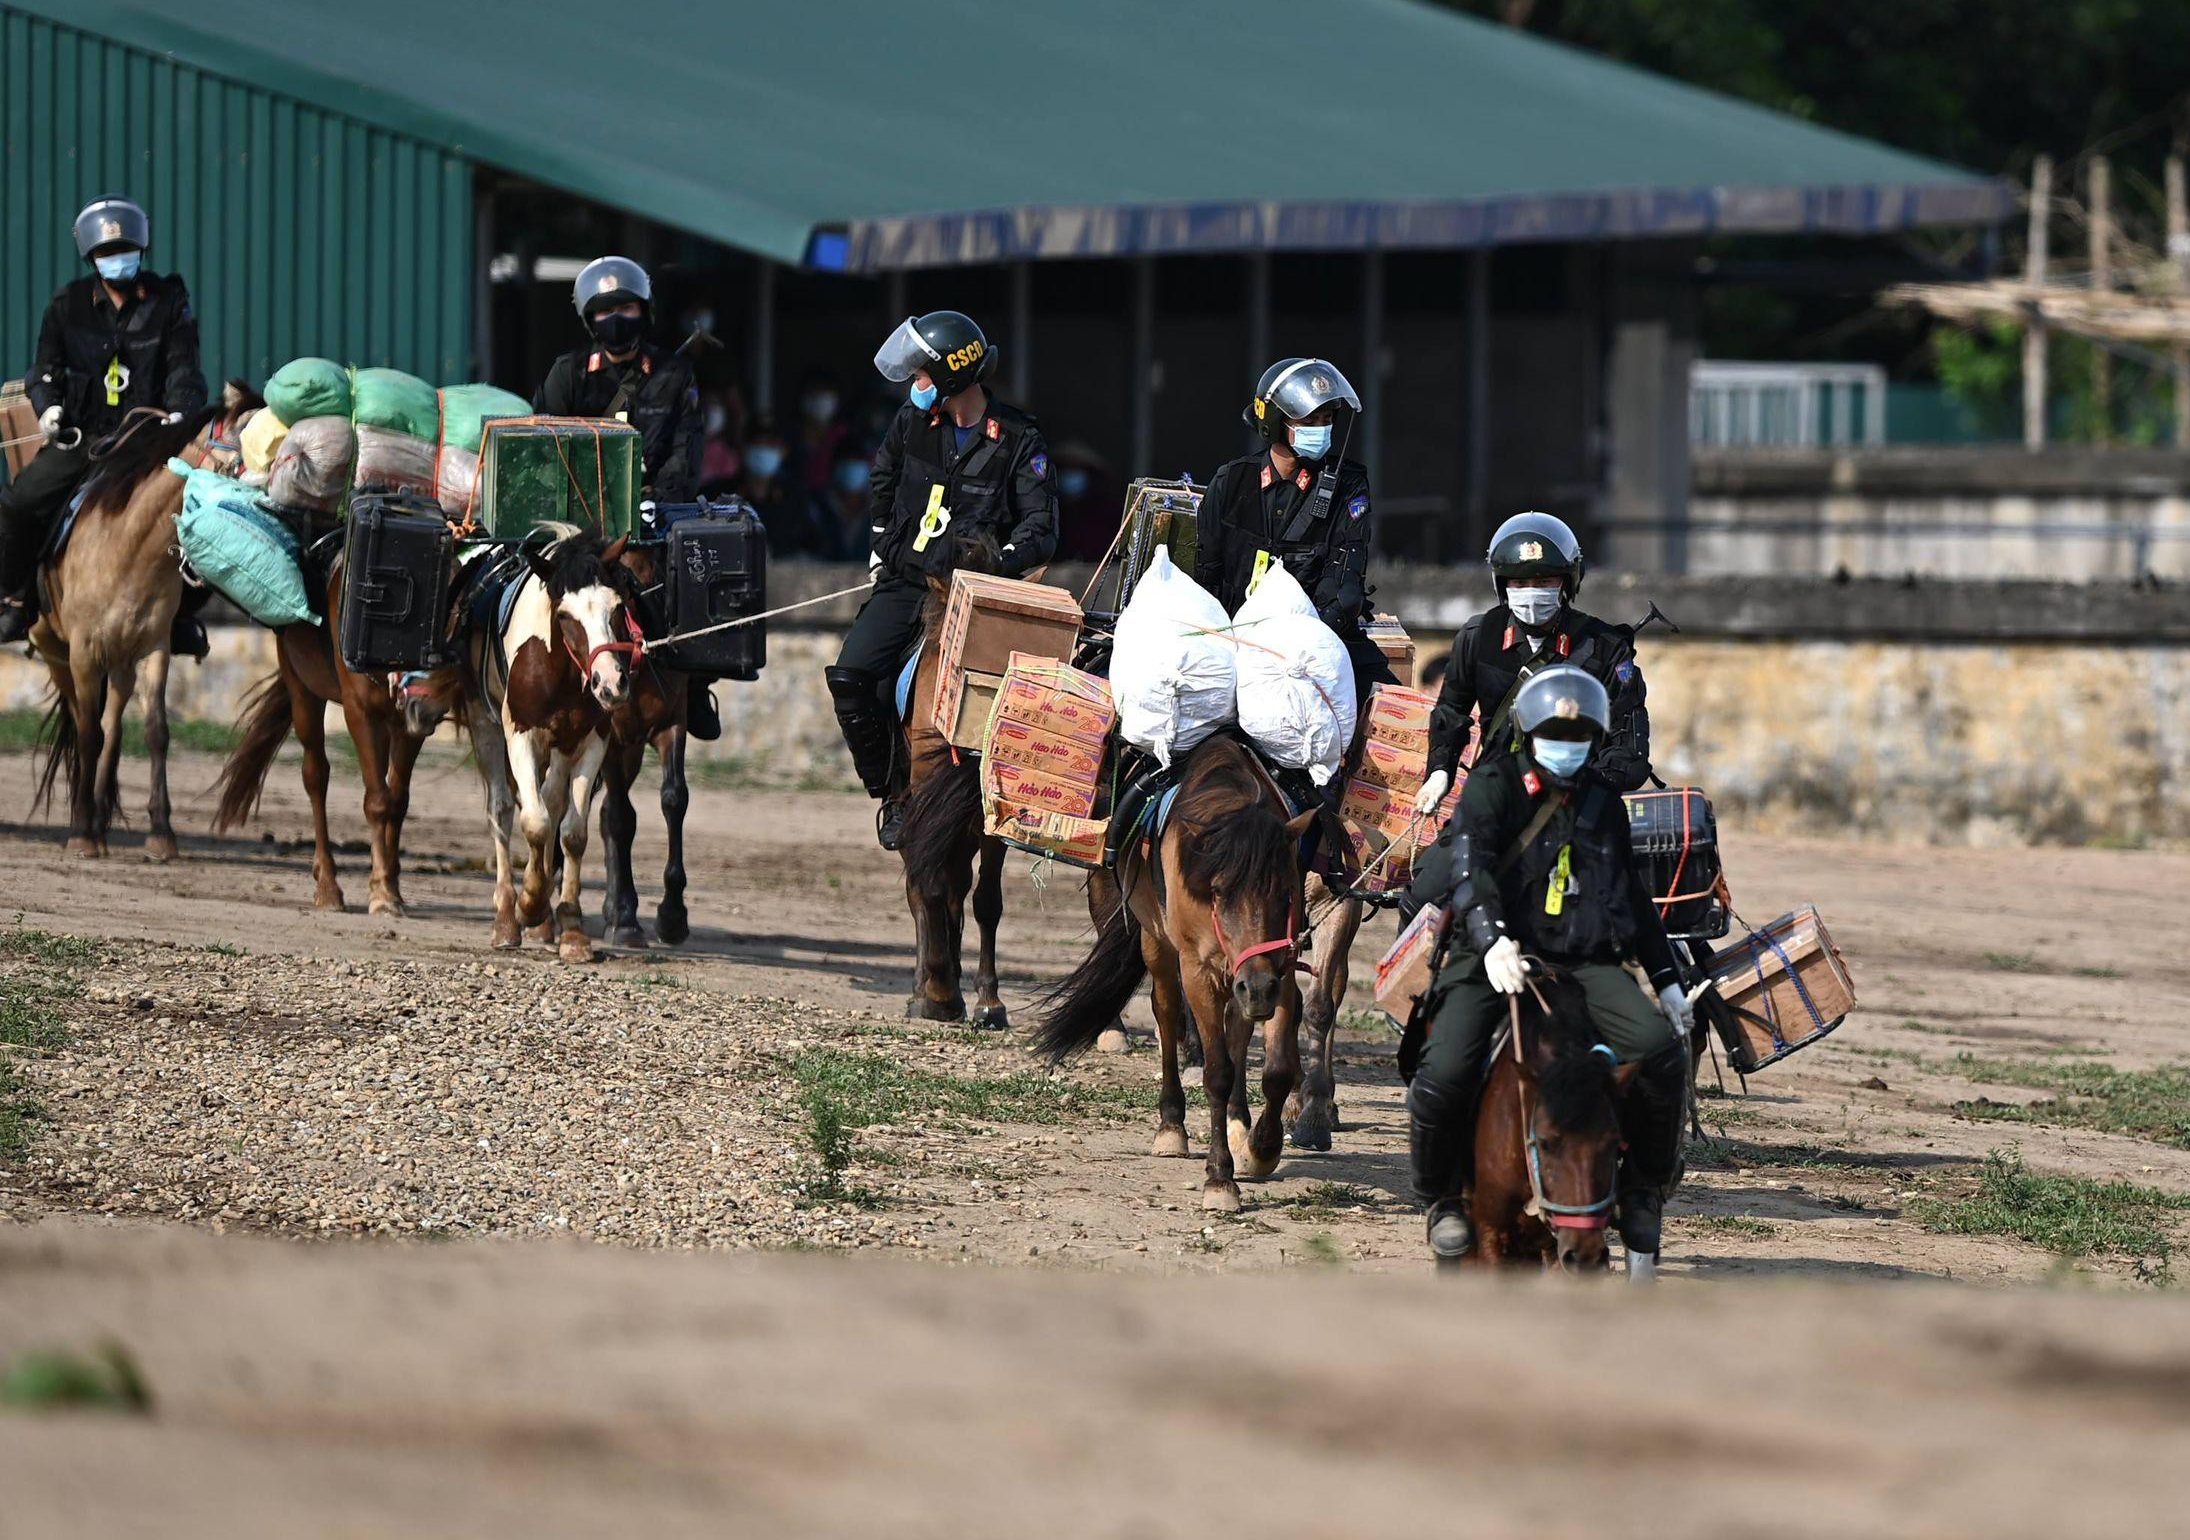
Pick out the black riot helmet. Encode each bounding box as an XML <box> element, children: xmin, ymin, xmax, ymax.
<box><xmin>1244</xmin><ymin>357</ymin><xmax>1361</xmax><ymax>446</ymax></box>
<box><xmin>1486</xmin><ymin>510</ymin><xmax>1584</xmax><ymax>602</ymax></box>
<box><xmin>74</xmin><ymin>196</ymin><xmax>149</xmax><ymax>258</ymax></box>
<box><xmin>572</xmin><ymin>256</ymin><xmax>652</xmax><ymax>320</ymax></box>
<box><xmin>874</xmin><ymin>311</ymin><xmax>993</xmax><ymax>399</ymax></box>
<box><xmin>1512</xmin><ymin>664</ymin><xmax>1610</xmax><ymax>741</ymax></box>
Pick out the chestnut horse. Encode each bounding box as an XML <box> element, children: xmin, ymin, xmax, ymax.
<box><xmin>210</xmin><ymin>553</ymin><xmax>465</xmax><ymax>915</ymax></box>
<box><xmin>1467</xmin><ymin>963</ymin><xmax>1640</xmax><ymax>1273</ymax></box>
<box><xmin>892</xmin><ymin>532</ymin><xmax>1011</xmax><ymax>1025</ymax></box>
<box><xmin>31</xmin><ymin>393</ymin><xmax>254</xmax><ymax>858</ymax></box>
<box><xmin>1034</xmin><ymin>734</ymin><xmax>1317</xmax><ymax>1213</ymax></box>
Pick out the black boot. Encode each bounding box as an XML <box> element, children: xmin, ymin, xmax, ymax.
<box><xmin>685</xmin><ymin>679</ymin><xmax>721</xmax><ymax>742</ymax></box>
<box><xmin>0</xmin><ymin>597</ymin><xmax>31</xmax><ymax>647</ymax></box>
<box><xmin>826</xmin><ymin>666</ymin><xmax>903</xmax><ymax>848</ymax></box>
<box><xmin>1616</xmin><ymin>1042</ymin><xmax>1690</xmax><ymax>1259</ymax></box>
<box><xmin>169</xmin><ymin>583</ymin><xmax>212</xmax><ymax>660</ymax></box>
<box><xmin>1409</xmin><ymin>1074</ymin><xmax>1479</xmax><ymax>1263</ymax></box>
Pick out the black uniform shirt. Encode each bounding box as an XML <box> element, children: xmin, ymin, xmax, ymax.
<box><xmin>1194</xmin><ymin>450</ymin><xmax>1372</xmax><ymax>630</ymax></box>
<box><xmin>28</xmin><ymin>272</ymin><xmax>207</xmax><ymax>441</ymax></box>
<box><xmin>867</xmin><ymin>396</ymin><xmax>1059</xmax><ymax>580</ymax></box>
<box><xmin>534</xmin><ymin>343</ymin><xmax>701</xmax><ymax>502</ymax></box>
<box><xmin>1426</xmin><ymin>603</ymin><xmax>1651</xmax><ymax>792</ymax></box>
<box><xmin>1441</xmin><ymin>749</ymin><xmax>1678</xmax><ymax>988</ymax></box>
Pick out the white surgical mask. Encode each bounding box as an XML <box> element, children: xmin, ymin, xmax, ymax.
<box><xmin>1289</xmin><ymin>422</ymin><xmax>1332</xmax><ymax>460</ymax></box>
<box><xmin>704</xmin><ymin>405</ymin><xmax>728</xmax><ymax>436</ymax></box>
<box><xmin>1507</xmin><ymin>586</ymin><xmax>1562</xmax><ymax>628</ymax></box>
<box><xmin>1531</xmin><ymin>736</ymin><xmax>1591</xmax><ymax>781</ymax></box>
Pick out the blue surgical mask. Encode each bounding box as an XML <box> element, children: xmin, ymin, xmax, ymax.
<box><xmin>745</xmin><ymin>445</ymin><xmax>784</xmax><ymax>479</ymax></box>
<box><xmin>909</xmin><ymin>381</ymin><xmax>938</xmax><ymax>411</ymax></box>
<box><xmin>1059</xmin><ymin>468</ymin><xmax>1090</xmax><ymax>499</ymax></box>
<box><xmin>1531</xmin><ymin>736</ymin><xmax>1591</xmax><ymax>781</ymax></box>
<box><xmin>833</xmin><ymin>459</ymin><xmax>871</xmax><ymax>494</ymax></box>
<box><xmin>1289</xmin><ymin>423</ymin><xmax>1332</xmax><ymax>460</ymax></box>
<box><xmin>94</xmin><ymin>251</ymin><xmax>142</xmax><ymax>282</ymax></box>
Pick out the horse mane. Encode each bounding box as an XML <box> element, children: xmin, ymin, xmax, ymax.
<box><xmin>220</xmin><ymin>378</ymin><xmax>266</xmax><ymax>416</ymax></box>
<box><xmin>1526</xmin><ymin>969</ymin><xmax>1621</xmax><ymax>1135</ymax></box>
<box><xmin>533</xmin><ymin>527</ymin><xmax>639</xmax><ymax>606</ymax></box>
<box><xmin>79</xmin><ymin>404</ymin><xmax>222</xmax><ymax>516</ymax></box>
<box><xmin>1172</xmin><ymin>735</ymin><xmax>1293</xmax><ymax>904</ymax></box>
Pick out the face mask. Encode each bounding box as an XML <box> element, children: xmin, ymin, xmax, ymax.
<box><xmin>803</xmin><ymin>391</ymin><xmax>839</xmax><ymax>423</ymax></box>
<box><xmin>590</xmin><ymin>311</ymin><xmax>644</xmax><ymax>351</ymax></box>
<box><xmin>1531</xmin><ymin>736</ymin><xmax>1591</xmax><ymax>781</ymax></box>
<box><xmin>908</xmin><ymin>381</ymin><xmax>938</xmax><ymax>411</ymax></box>
<box><xmin>746</xmin><ymin>446</ymin><xmax>784</xmax><ymax>479</ymax></box>
<box><xmin>1507</xmin><ymin>586</ymin><xmax>1563</xmax><ymax>629</ymax></box>
<box><xmin>1059</xmin><ymin>468</ymin><xmax>1090</xmax><ymax>499</ymax></box>
<box><xmin>833</xmin><ymin>459</ymin><xmax>871</xmax><ymax>494</ymax></box>
<box><xmin>704</xmin><ymin>406</ymin><xmax>729</xmax><ymax>436</ymax></box>
<box><xmin>94</xmin><ymin>251</ymin><xmax>142</xmax><ymax>282</ymax></box>
<box><xmin>1289</xmin><ymin>423</ymin><xmax>1332</xmax><ymax>460</ymax></box>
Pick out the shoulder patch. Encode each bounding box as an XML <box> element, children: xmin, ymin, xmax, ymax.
<box><xmin>1029</xmin><ymin>451</ymin><xmax>1049</xmax><ymax>478</ymax></box>
<box><xmin>1346</xmin><ymin>494</ymin><xmax>1368</xmax><ymax>519</ymax></box>
<box><xmin>1614</xmin><ymin>660</ymin><xmax>1636</xmax><ymax>685</ymax></box>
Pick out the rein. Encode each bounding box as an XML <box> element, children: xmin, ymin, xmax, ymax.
<box><xmin>1508</xmin><ymin>976</ymin><xmax>1618</xmax><ymax>1232</ymax></box>
<box><xmin>561</xmin><ymin>605</ymin><xmax>647</xmax><ymax>681</ymax></box>
<box><xmin>1210</xmin><ymin>897</ymin><xmax>1313</xmax><ymax>980</ymax></box>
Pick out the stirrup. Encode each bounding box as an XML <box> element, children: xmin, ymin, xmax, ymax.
<box><xmin>876</xmin><ymin>797</ymin><xmax>905</xmax><ymax>851</ymax></box>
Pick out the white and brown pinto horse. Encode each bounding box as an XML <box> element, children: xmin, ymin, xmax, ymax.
<box><xmin>461</xmin><ymin>527</ymin><xmax>643</xmax><ymax>962</ymax></box>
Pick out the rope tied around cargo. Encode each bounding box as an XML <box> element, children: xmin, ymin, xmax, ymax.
<box><xmin>628</xmin><ymin>580</ymin><xmax>874</xmax><ymax>656</ymax></box>
<box><xmin>547</xmin><ymin>420</ymin><xmax>608</xmax><ymax>534</ymax></box>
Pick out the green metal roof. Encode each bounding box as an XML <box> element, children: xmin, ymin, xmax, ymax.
<box><xmin>23</xmin><ymin>0</ymin><xmax>2008</xmax><ymax>273</ymax></box>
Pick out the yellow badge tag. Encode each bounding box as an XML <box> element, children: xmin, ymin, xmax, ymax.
<box><xmin>104</xmin><ymin>356</ymin><xmax>127</xmax><ymax>407</ymax></box>
<box><xmin>1544</xmin><ymin>844</ymin><xmax>1571</xmax><ymax>917</ymax></box>
<box><xmin>1248</xmin><ymin>548</ymin><xmax>1272</xmax><ymax>594</ymax></box>
<box><xmin>911</xmin><ymin>483</ymin><xmax>951</xmax><ymax>553</ymax></box>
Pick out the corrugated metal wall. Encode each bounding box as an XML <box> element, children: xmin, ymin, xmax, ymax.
<box><xmin>0</xmin><ymin>7</ymin><xmax>472</xmax><ymax>402</ymax></box>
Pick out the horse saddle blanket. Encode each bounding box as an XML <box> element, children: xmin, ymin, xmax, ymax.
<box><xmin>894</xmin><ymin>638</ymin><xmax>924</xmax><ymax>723</ymax></box>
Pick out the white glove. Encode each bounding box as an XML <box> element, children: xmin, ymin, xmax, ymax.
<box><xmin>867</xmin><ymin>549</ymin><xmax>884</xmax><ymax>584</ymax></box>
<box><xmin>38</xmin><ymin>405</ymin><xmax>64</xmax><ymax>442</ymax></box>
<box><xmin>1484</xmin><ymin>935</ymin><xmax>1527</xmax><ymax>995</ymax></box>
<box><xmin>1656</xmin><ymin>981</ymin><xmax>1695</xmax><ymax>1036</ymax></box>
<box><xmin>1412</xmin><ymin>769</ymin><xmax>1451</xmax><ymax>818</ymax></box>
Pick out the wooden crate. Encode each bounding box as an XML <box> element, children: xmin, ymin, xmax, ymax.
<box><xmin>1374</xmin><ymin>905</ymin><xmax>1447</xmax><ymax>1019</ymax></box>
<box><xmin>2</xmin><ymin>380</ymin><xmax>42</xmax><ymax>480</ymax></box>
<box><xmin>931</xmin><ymin>574</ymin><xmax>1083</xmax><ymax>748</ymax></box>
<box><xmin>1364</xmin><ymin>613</ymin><xmax>1415</xmax><ymax>683</ymax></box>
<box><xmin>1708</xmin><ymin>905</ymin><xmax>1856</xmax><ymax>1072</ymax></box>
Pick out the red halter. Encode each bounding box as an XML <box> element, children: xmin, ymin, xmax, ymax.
<box><xmin>1210</xmin><ymin>900</ymin><xmax>1313</xmax><ymax>979</ymax></box>
<box><xmin>562</xmin><ymin>606</ymin><xmax>646</xmax><ymax>680</ymax></box>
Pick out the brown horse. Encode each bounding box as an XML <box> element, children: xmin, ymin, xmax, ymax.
<box><xmin>210</xmin><ymin>553</ymin><xmax>467</xmax><ymax>915</ymax></box>
<box><xmin>893</xmin><ymin>534</ymin><xmax>1011</xmax><ymax>1025</ymax></box>
<box><xmin>594</xmin><ymin>539</ymin><xmax>693</xmax><ymax>950</ymax></box>
<box><xmin>31</xmin><ymin>393</ymin><xmax>253</xmax><ymax>858</ymax></box>
<box><xmin>1035</xmin><ymin>734</ymin><xmax>1317</xmax><ymax>1212</ymax></box>
<box><xmin>1286</xmin><ymin>876</ymin><xmax>1365</xmax><ymax>1150</ymax></box>
<box><xmin>1467</xmin><ymin>964</ymin><xmax>1640</xmax><ymax>1273</ymax></box>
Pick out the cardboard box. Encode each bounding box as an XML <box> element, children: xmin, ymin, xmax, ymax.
<box><xmin>990</xmin><ymin>653</ymin><xmax>1114</xmax><ymax>744</ymax></box>
<box><xmin>986</xmin><ymin>761</ymin><xmax>1097</xmax><ymax>819</ymax></box>
<box><xmin>1374</xmin><ymin>904</ymin><xmax>1447</xmax><ymax>1019</ymax></box>
<box><xmin>1</xmin><ymin>381</ymin><xmax>42</xmax><ymax>480</ymax></box>
<box><xmin>1339</xmin><ymin>775</ymin><xmax>1421</xmax><ymax>839</ymax></box>
<box><xmin>1365</xmin><ymin>613</ymin><xmax>1415</xmax><ymax>683</ymax></box>
<box><xmin>986</xmin><ymin>804</ymin><xmax>1109</xmax><ymax>868</ymax></box>
<box><xmin>985</xmin><ymin>718</ymin><xmax>1106</xmax><ymax>782</ymax></box>
<box><xmin>1353</xmin><ymin>734</ymin><xmax>1429</xmax><ymax>792</ymax></box>
<box><xmin>1709</xmin><ymin>905</ymin><xmax>1856</xmax><ymax>1073</ymax></box>
<box><xmin>1362</xmin><ymin>684</ymin><xmax>1437</xmax><ymax>754</ymax></box>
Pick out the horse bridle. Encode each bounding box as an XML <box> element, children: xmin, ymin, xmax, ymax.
<box><xmin>1508</xmin><ymin>975</ymin><xmax>1619</xmax><ymax>1232</ymax></box>
<box><xmin>561</xmin><ymin>604</ymin><xmax>647</xmax><ymax>681</ymax></box>
<box><xmin>1209</xmin><ymin>898</ymin><xmax>1313</xmax><ymax>980</ymax></box>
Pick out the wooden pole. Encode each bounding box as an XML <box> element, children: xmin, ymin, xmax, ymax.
<box><xmin>2168</xmin><ymin>156</ymin><xmax>2189</xmax><ymax>447</ymax></box>
<box><xmin>2087</xmin><ymin>156</ymin><xmax>2111</xmax><ymax>445</ymax></box>
<box><xmin>2024</xmin><ymin>156</ymin><xmax>2051</xmax><ymax>450</ymax></box>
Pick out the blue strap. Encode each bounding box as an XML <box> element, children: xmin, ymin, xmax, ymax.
<box><xmin>1744</xmin><ymin>924</ymin><xmax>1827</xmax><ymax>1050</ymax></box>
<box><xmin>894</xmin><ymin>639</ymin><xmax>924</xmax><ymax>721</ymax></box>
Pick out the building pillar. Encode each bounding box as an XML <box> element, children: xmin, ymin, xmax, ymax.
<box><xmin>1359</xmin><ymin>250</ymin><xmax>1384</xmax><ymax>486</ymax></box>
<box><xmin>1130</xmin><ymin>256</ymin><xmax>1155</xmax><ymax>478</ymax></box>
<box><xmin>1603</xmin><ymin>244</ymin><xmax>1697</xmax><ymax>575</ymax></box>
<box><xmin>1010</xmin><ymin>260</ymin><xmax>1032</xmax><ymax>401</ymax></box>
<box><xmin>751</xmin><ymin>257</ymin><xmax>776</xmax><ymax>417</ymax></box>
<box><xmin>1463</xmin><ymin>249</ymin><xmax>1491</xmax><ymax>561</ymax></box>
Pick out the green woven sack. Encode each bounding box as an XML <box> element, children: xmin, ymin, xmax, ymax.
<box><xmin>437</xmin><ymin>384</ymin><xmax>531</xmax><ymax>456</ymax></box>
<box><xmin>169</xmin><ymin>460</ymin><xmax>314</xmax><ymax>627</ymax></box>
<box><xmin>351</xmin><ymin>367</ymin><xmax>439</xmax><ymax>440</ymax></box>
<box><xmin>264</xmin><ymin>357</ymin><xmax>351</xmax><ymax>424</ymax></box>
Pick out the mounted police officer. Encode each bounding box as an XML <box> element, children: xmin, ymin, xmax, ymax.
<box><xmin>533</xmin><ymin>255</ymin><xmax>717</xmax><ymax>738</ymax></box>
<box><xmin>829</xmin><ymin>310</ymin><xmax>1059</xmax><ymax>849</ymax></box>
<box><xmin>1405</xmin><ymin>664</ymin><xmax>1691</xmax><ymax>1271</ymax></box>
<box><xmin>0</xmin><ymin>196</ymin><xmax>208</xmax><ymax>653</ymax></box>
<box><xmin>1413</xmin><ymin>511</ymin><xmax>1650</xmax><ymax>818</ymax></box>
<box><xmin>1193</xmin><ymin>357</ymin><xmax>1395</xmax><ymax>701</ymax></box>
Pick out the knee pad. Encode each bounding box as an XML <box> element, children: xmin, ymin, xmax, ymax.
<box><xmin>825</xmin><ymin>666</ymin><xmax>879</xmax><ymax>707</ymax></box>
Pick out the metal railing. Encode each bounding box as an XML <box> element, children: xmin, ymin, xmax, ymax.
<box><xmin>1690</xmin><ymin>361</ymin><xmax>1887</xmax><ymax>449</ymax></box>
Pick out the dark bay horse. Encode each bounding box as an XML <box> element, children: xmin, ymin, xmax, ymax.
<box><xmin>595</xmin><ymin>539</ymin><xmax>693</xmax><ymax>950</ymax></box>
<box><xmin>32</xmin><ymin>391</ymin><xmax>256</xmax><ymax>858</ymax></box>
<box><xmin>211</xmin><ymin>552</ymin><xmax>466</xmax><ymax>915</ymax></box>
<box><xmin>1035</xmin><ymin>734</ymin><xmax>1318</xmax><ymax>1213</ymax></box>
<box><xmin>1468</xmin><ymin>964</ymin><xmax>1640</xmax><ymax>1273</ymax></box>
<box><xmin>893</xmin><ymin>533</ymin><xmax>1012</xmax><ymax>1025</ymax></box>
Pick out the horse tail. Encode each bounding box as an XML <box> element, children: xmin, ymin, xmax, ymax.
<box><xmin>898</xmin><ymin>744</ymin><xmax>979</xmax><ymax>877</ymax></box>
<box><xmin>1031</xmin><ymin>900</ymin><xmax>1146</xmax><ymax>1064</ymax></box>
<box><xmin>209</xmin><ymin>673</ymin><xmax>292</xmax><ymax>833</ymax></box>
<box><xmin>32</xmin><ymin>692</ymin><xmax>77</xmax><ymax>816</ymax></box>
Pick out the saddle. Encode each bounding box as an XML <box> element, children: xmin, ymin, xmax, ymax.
<box><xmin>31</xmin><ymin>482</ymin><xmax>94</xmax><ymax>617</ymax></box>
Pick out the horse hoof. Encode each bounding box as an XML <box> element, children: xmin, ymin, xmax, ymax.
<box><xmin>1095</xmin><ymin>1027</ymin><xmax>1132</xmax><ymax>1054</ymax></box>
<box><xmin>1151</xmin><ymin>1126</ymin><xmax>1190</xmax><ymax>1158</ymax></box>
<box><xmin>144</xmin><ymin>837</ymin><xmax>178</xmax><ymax>865</ymax></box>
<box><xmin>1229</xmin><ymin>1120</ymin><xmax>1278</xmax><ymax>1181</ymax></box>
<box><xmin>970</xmin><ymin>1003</ymin><xmax>1010</xmax><ymax>1032</ymax></box>
<box><xmin>1201</xmin><ymin>1182</ymin><xmax>1242</xmax><ymax>1214</ymax></box>
<box><xmin>491</xmin><ymin>930</ymin><xmax>522</xmax><ymax>951</ymax></box>
<box><xmin>557</xmin><ymin>930</ymin><xmax>595</xmax><ymax>964</ymax></box>
<box><xmin>368</xmin><ymin>897</ymin><xmax>407</xmax><ymax>919</ymax></box>
<box><xmin>65</xmin><ymin>837</ymin><xmax>98</xmax><ymax>859</ymax></box>
<box><xmin>906</xmin><ymin>996</ymin><xmax>966</xmax><ymax>1023</ymax></box>
<box><xmin>608</xmin><ymin>926</ymin><xmax>648</xmax><ymax>950</ymax></box>
<box><xmin>1288</xmin><ymin>1103</ymin><xmax>1335</xmax><ymax>1152</ymax></box>
<box><xmin>656</xmin><ymin>907</ymin><xmax>690</xmax><ymax>947</ymax></box>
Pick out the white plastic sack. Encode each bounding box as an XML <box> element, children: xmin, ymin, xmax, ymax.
<box><xmin>1231</xmin><ymin>565</ymin><xmax>1357</xmax><ymax>785</ymax></box>
<box><xmin>1109</xmin><ymin>548</ymin><xmax>1236</xmax><ymax>767</ymax></box>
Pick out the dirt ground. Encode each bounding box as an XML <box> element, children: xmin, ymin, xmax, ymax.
<box><xmin>3</xmin><ymin>744</ymin><xmax>2189</xmax><ymax>1534</ymax></box>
